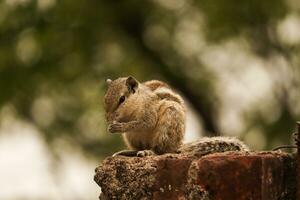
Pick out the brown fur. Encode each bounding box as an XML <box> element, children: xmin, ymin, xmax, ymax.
<box><xmin>104</xmin><ymin>77</ymin><xmax>249</xmax><ymax>157</ymax></box>
<box><xmin>104</xmin><ymin>77</ymin><xmax>186</xmax><ymax>155</ymax></box>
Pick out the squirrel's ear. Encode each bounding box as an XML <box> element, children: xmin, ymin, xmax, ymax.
<box><xmin>126</xmin><ymin>76</ymin><xmax>138</xmax><ymax>93</ymax></box>
<box><xmin>106</xmin><ymin>79</ymin><xmax>112</xmax><ymax>85</ymax></box>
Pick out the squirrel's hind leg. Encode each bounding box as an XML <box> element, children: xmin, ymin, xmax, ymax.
<box><xmin>137</xmin><ymin>150</ymin><xmax>155</xmax><ymax>157</ymax></box>
<box><xmin>152</xmin><ymin>106</ymin><xmax>185</xmax><ymax>154</ymax></box>
<box><xmin>112</xmin><ymin>150</ymin><xmax>139</xmax><ymax>157</ymax></box>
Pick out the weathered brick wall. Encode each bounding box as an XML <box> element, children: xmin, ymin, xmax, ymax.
<box><xmin>94</xmin><ymin>152</ymin><xmax>296</xmax><ymax>200</ymax></box>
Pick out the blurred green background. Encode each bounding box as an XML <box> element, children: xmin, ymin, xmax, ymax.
<box><xmin>0</xmin><ymin>0</ymin><xmax>300</xmax><ymax>199</ymax></box>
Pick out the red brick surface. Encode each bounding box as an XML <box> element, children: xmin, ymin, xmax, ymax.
<box><xmin>94</xmin><ymin>152</ymin><xmax>296</xmax><ymax>200</ymax></box>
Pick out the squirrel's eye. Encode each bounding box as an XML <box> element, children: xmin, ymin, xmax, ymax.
<box><xmin>119</xmin><ymin>95</ymin><xmax>125</xmax><ymax>104</ymax></box>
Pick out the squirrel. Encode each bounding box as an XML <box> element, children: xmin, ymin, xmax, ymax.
<box><xmin>104</xmin><ymin>76</ymin><xmax>249</xmax><ymax>157</ymax></box>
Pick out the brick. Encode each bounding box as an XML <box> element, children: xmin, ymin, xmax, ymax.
<box><xmin>94</xmin><ymin>152</ymin><xmax>296</xmax><ymax>200</ymax></box>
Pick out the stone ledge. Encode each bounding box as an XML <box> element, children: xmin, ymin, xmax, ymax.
<box><xmin>94</xmin><ymin>152</ymin><xmax>296</xmax><ymax>200</ymax></box>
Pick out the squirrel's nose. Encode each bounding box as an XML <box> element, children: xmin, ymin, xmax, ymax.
<box><xmin>106</xmin><ymin>112</ymin><xmax>118</xmax><ymax>123</ymax></box>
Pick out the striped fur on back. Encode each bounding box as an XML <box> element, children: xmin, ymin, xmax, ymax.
<box><xmin>144</xmin><ymin>80</ymin><xmax>184</xmax><ymax>105</ymax></box>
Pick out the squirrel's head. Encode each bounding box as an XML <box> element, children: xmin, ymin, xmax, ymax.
<box><xmin>104</xmin><ymin>76</ymin><xmax>139</xmax><ymax>123</ymax></box>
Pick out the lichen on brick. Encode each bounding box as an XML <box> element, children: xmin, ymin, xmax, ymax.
<box><xmin>95</xmin><ymin>156</ymin><xmax>158</xmax><ymax>199</ymax></box>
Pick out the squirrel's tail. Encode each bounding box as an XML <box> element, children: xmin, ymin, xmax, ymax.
<box><xmin>178</xmin><ymin>136</ymin><xmax>249</xmax><ymax>155</ymax></box>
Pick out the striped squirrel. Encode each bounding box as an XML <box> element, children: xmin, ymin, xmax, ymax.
<box><xmin>104</xmin><ymin>76</ymin><xmax>249</xmax><ymax>157</ymax></box>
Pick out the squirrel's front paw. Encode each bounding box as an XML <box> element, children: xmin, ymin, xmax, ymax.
<box><xmin>108</xmin><ymin>123</ymin><xmax>123</xmax><ymax>133</ymax></box>
<box><xmin>108</xmin><ymin>122</ymin><xmax>125</xmax><ymax>133</ymax></box>
<box><xmin>107</xmin><ymin>122</ymin><xmax>125</xmax><ymax>133</ymax></box>
<box><xmin>137</xmin><ymin>150</ymin><xmax>155</xmax><ymax>157</ymax></box>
